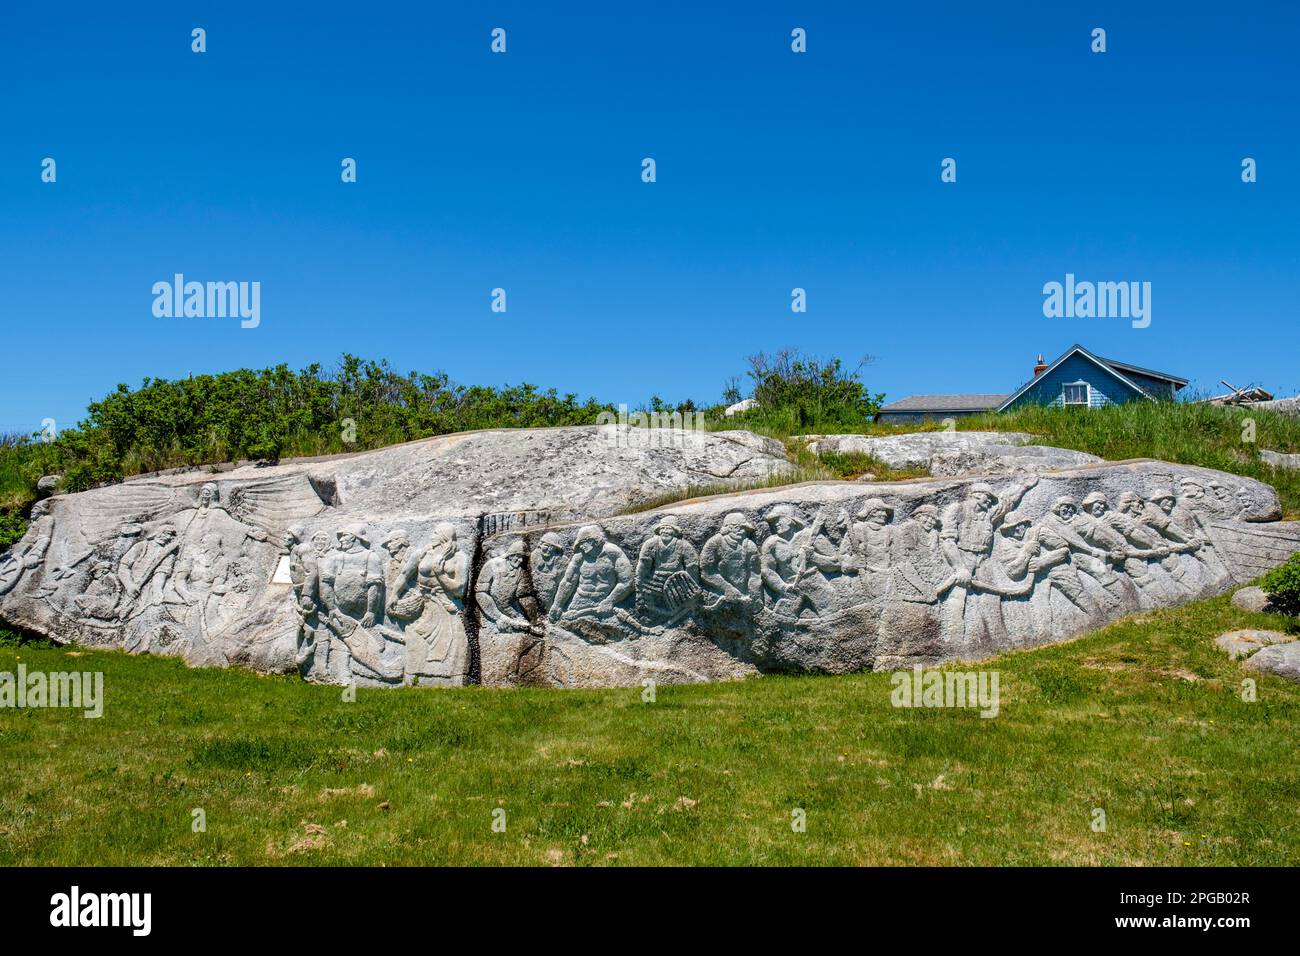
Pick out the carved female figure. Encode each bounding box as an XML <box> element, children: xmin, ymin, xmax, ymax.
<box><xmin>404</xmin><ymin>523</ymin><xmax>470</xmax><ymax>685</ymax></box>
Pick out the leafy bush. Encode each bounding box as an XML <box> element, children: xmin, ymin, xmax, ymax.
<box><xmin>0</xmin><ymin>356</ymin><xmax>616</xmax><ymax>500</ymax></box>
<box><xmin>1260</xmin><ymin>552</ymin><xmax>1300</xmax><ymax>617</ymax></box>
<box><xmin>726</xmin><ymin>349</ymin><xmax>885</xmax><ymax>435</ymax></box>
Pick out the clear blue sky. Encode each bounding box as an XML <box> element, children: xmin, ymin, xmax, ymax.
<box><xmin>3</xmin><ymin>1</ymin><xmax>1297</xmax><ymax>432</ymax></box>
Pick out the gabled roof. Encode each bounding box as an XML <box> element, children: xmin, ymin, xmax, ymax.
<box><xmin>996</xmin><ymin>344</ymin><xmax>1186</xmax><ymax>412</ymax></box>
<box><xmin>878</xmin><ymin>394</ymin><xmax>1009</xmax><ymax>413</ymax></box>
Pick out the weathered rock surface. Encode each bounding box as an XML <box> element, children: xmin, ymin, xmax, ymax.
<box><xmin>801</xmin><ymin>431</ymin><xmax>1036</xmax><ymax>469</ymax></box>
<box><xmin>1243</xmin><ymin>641</ymin><xmax>1300</xmax><ymax>682</ymax></box>
<box><xmin>929</xmin><ymin>444</ymin><xmax>1103</xmax><ymax>478</ymax></box>
<box><xmin>0</xmin><ymin>425</ymin><xmax>792</xmax><ymax>684</ymax></box>
<box><xmin>4</xmin><ymin>424</ymin><xmax>1300</xmax><ymax>691</ymax></box>
<box><xmin>475</xmin><ymin>460</ymin><xmax>1300</xmax><ymax>687</ymax></box>
<box><xmin>1230</xmin><ymin>585</ymin><xmax>1273</xmax><ymax>613</ymax></box>
<box><xmin>1260</xmin><ymin>449</ymin><xmax>1300</xmax><ymax>470</ymax></box>
<box><xmin>1251</xmin><ymin>397</ymin><xmax>1300</xmax><ymax>418</ymax></box>
<box><xmin>1214</xmin><ymin>629</ymin><xmax>1294</xmax><ymax>660</ymax></box>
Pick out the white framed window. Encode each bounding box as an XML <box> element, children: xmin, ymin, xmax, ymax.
<box><xmin>1062</xmin><ymin>382</ymin><xmax>1090</xmax><ymax>406</ymax></box>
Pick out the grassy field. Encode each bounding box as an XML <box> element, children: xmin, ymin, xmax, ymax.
<box><xmin>2</xmin><ymin>590</ymin><xmax>1298</xmax><ymax>866</ymax></box>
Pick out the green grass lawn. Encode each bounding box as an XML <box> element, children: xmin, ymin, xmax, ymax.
<box><xmin>2</xmin><ymin>590</ymin><xmax>1298</xmax><ymax>866</ymax></box>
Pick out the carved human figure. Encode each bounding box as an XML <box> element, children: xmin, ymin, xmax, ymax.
<box><xmin>284</xmin><ymin>525</ymin><xmax>322</xmax><ymax>676</ymax></box>
<box><xmin>635</xmin><ymin>516</ymin><xmax>701</xmax><ymax>620</ymax></box>
<box><xmin>550</xmin><ymin>526</ymin><xmax>634</xmax><ymax>624</ymax></box>
<box><xmin>1029</xmin><ymin>498</ymin><xmax>1117</xmax><ymax>621</ymax></box>
<box><xmin>939</xmin><ymin>480</ymin><xmax>1035</xmax><ymax>642</ymax></box>
<box><xmin>1141</xmin><ymin>488</ymin><xmax>1203</xmax><ymax>590</ymax></box>
<box><xmin>700</xmin><ymin>512</ymin><xmax>763</xmax><ymax>610</ymax></box>
<box><xmin>802</xmin><ymin>508</ymin><xmax>859</xmax><ymax>604</ymax></box>
<box><xmin>759</xmin><ymin>505</ymin><xmax>817</xmax><ymax>617</ymax></box>
<box><xmin>844</xmin><ymin>499</ymin><xmax>899</xmax><ymax>607</ymax></box>
<box><xmin>881</xmin><ymin>504</ymin><xmax>967</xmax><ymax>643</ymax></box>
<box><xmin>1107</xmin><ymin>492</ymin><xmax>1177</xmax><ymax>601</ymax></box>
<box><xmin>319</xmin><ymin>523</ymin><xmax>391</xmax><ymax>679</ymax></box>
<box><xmin>0</xmin><ymin>501</ymin><xmax>54</xmax><ymax>597</ymax></box>
<box><xmin>396</xmin><ymin>524</ymin><xmax>471</xmax><ymax>684</ymax></box>
<box><xmin>176</xmin><ymin>482</ymin><xmax>268</xmax><ymax>556</ymax></box>
<box><xmin>174</xmin><ymin>530</ymin><xmax>234</xmax><ymax>655</ymax></box>
<box><xmin>530</xmin><ymin>532</ymin><xmax>567</xmax><ymax>611</ymax></box>
<box><xmin>297</xmin><ymin>531</ymin><xmax>344</xmax><ymax>682</ymax></box>
<box><xmin>117</xmin><ymin>523</ymin><xmax>182</xmax><ymax>619</ymax></box>
<box><xmin>1071</xmin><ymin>492</ymin><xmax>1140</xmax><ymax>609</ymax></box>
<box><xmin>382</xmin><ymin>530</ymin><xmax>423</xmax><ymax>623</ymax></box>
<box><xmin>73</xmin><ymin>561</ymin><xmax>124</xmax><ymax>620</ymax></box>
<box><xmin>1173</xmin><ymin>477</ymin><xmax>1229</xmax><ymax>581</ymax></box>
<box><xmin>476</xmin><ymin>539</ymin><xmax>535</xmax><ymax>632</ymax></box>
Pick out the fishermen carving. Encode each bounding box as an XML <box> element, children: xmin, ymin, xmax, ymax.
<box><xmin>476</xmin><ymin>539</ymin><xmax>536</xmax><ymax>632</ymax></box>
<box><xmin>699</xmin><ymin>512</ymin><xmax>762</xmax><ymax>611</ymax></box>
<box><xmin>550</xmin><ymin>525</ymin><xmax>633</xmax><ymax>624</ymax></box>
<box><xmin>635</xmin><ymin>516</ymin><xmax>701</xmax><ymax>621</ymax></box>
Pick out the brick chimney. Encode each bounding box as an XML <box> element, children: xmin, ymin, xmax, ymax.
<box><xmin>1033</xmin><ymin>353</ymin><xmax>1048</xmax><ymax>378</ymax></box>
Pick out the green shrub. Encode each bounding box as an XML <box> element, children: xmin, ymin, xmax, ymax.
<box><xmin>1260</xmin><ymin>552</ymin><xmax>1300</xmax><ymax>617</ymax></box>
<box><xmin>0</xmin><ymin>512</ymin><xmax>26</xmax><ymax>549</ymax></box>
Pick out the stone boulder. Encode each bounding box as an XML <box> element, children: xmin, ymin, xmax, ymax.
<box><xmin>801</xmin><ymin>431</ymin><xmax>1036</xmax><ymax>469</ymax></box>
<box><xmin>928</xmin><ymin>444</ymin><xmax>1102</xmax><ymax>478</ymax></box>
<box><xmin>0</xmin><ymin>425</ymin><xmax>792</xmax><ymax>684</ymax></box>
<box><xmin>1214</xmin><ymin>629</ymin><xmax>1294</xmax><ymax>660</ymax></box>
<box><xmin>1243</xmin><ymin>641</ymin><xmax>1300</xmax><ymax>683</ymax></box>
<box><xmin>475</xmin><ymin>460</ymin><xmax>1300</xmax><ymax>687</ymax></box>
<box><xmin>5</xmin><ymin>426</ymin><xmax>1300</xmax><ymax>691</ymax></box>
<box><xmin>1260</xmin><ymin>449</ymin><xmax>1300</xmax><ymax>470</ymax></box>
<box><xmin>1231</xmin><ymin>585</ymin><xmax>1273</xmax><ymax>613</ymax></box>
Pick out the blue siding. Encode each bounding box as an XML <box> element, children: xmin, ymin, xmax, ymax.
<box><xmin>1004</xmin><ymin>353</ymin><xmax>1145</xmax><ymax>410</ymax></box>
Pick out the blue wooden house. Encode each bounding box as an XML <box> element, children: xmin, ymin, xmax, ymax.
<box><xmin>875</xmin><ymin>344</ymin><xmax>1187</xmax><ymax>424</ymax></box>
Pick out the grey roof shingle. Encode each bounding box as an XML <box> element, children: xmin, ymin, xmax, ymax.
<box><xmin>877</xmin><ymin>394</ymin><xmax>1009</xmax><ymax>413</ymax></box>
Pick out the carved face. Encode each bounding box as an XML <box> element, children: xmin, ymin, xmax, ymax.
<box><xmin>1156</xmin><ymin>497</ymin><xmax>1174</xmax><ymax>513</ymax></box>
<box><xmin>539</xmin><ymin>543</ymin><xmax>562</xmax><ymax>561</ymax></box>
<box><xmin>658</xmin><ymin>525</ymin><xmax>681</xmax><ymax>541</ymax></box>
<box><xmin>338</xmin><ymin>532</ymin><xmax>356</xmax><ymax>550</ymax></box>
<box><xmin>312</xmin><ymin>533</ymin><xmax>331</xmax><ymax>554</ymax></box>
<box><xmin>1182</xmin><ymin>484</ymin><xmax>1204</xmax><ymax>500</ymax></box>
<box><xmin>974</xmin><ymin>492</ymin><xmax>995</xmax><ymax>511</ymax></box>
<box><xmin>200</xmin><ymin>486</ymin><xmax>215</xmax><ymax>506</ymax></box>
<box><xmin>1054</xmin><ymin>504</ymin><xmax>1076</xmax><ymax>521</ymax></box>
<box><xmin>1006</xmin><ymin>522</ymin><xmax>1029</xmax><ymax>541</ymax></box>
<box><xmin>1088</xmin><ymin>501</ymin><xmax>1107</xmax><ymax>517</ymax></box>
<box><xmin>917</xmin><ymin>514</ymin><xmax>939</xmax><ymax>533</ymax></box>
<box><xmin>506</xmin><ymin>551</ymin><xmax>525</xmax><ymax>568</ymax></box>
<box><xmin>867</xmin><ymin>508</ymin><xmax>890</xmax><ymax>527</ymax></box>
<box><xmin>771</xmin><ymin>517</ymin><xmax>794</xmax><ymax>538</ymax></box>
<box><xmin>723</xmin><ymin>525</ymin><xmax>748</xmax><ymax>545</ymax></box>
<box><xmin>387</xmin><ymin>538</ymin><xmax>408</xmax><ymax>558</ymax></box>
<box><xmin>157</xmin><ymin>528</ymin><xmax>177</xmax><ymax>546</ymax></box>
<box><xmin>577</xmin><ymin>537</ymin><xmax>601</xmax><ymax>557</ymax></box>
